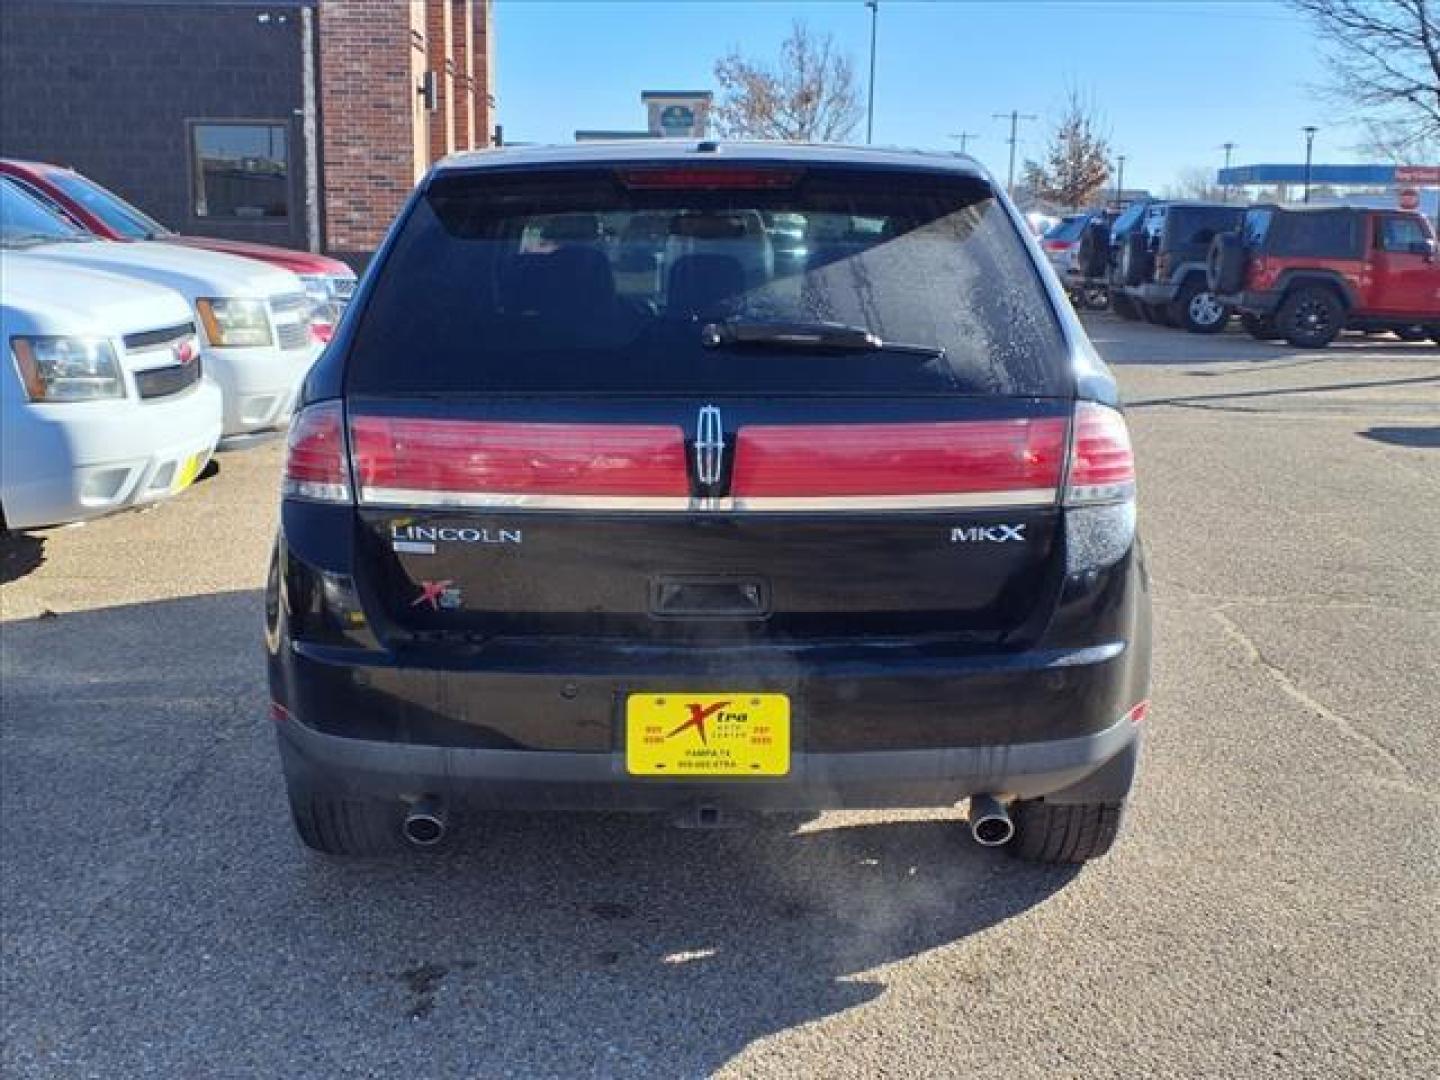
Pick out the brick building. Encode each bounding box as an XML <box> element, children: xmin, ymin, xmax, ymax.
<box><xmin>0</xmin><ymin>0</ymin><xmax>494</xmax><ymax>265</ymax></box>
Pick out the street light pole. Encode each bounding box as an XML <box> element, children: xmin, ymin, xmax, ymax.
<box><xmin>1221</xmin><ymin>141</ymin><xmax>1236</xmax><ymax>200</ymax></box>
<box><xmin>992</xmin><ymin>109</ymin><xmax>1037</xmax><ymax>198</ymax></box>
<box><xmin>1114</xmin><ymin>154</ymin><xmax>1127</xmax><ymax>206</ymax></box>
<box><xmin>1302</xmin><ymin>126</ymin><xmax>1318</xmax><ymax>203</ymax></box>
<box><xmin>865</xmin><ymin>1</ymin><xmax>878</xmax><ymax>145</ymax></box>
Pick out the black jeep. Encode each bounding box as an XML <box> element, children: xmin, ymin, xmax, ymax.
<box><xmin>1111</xmin><ymin>200</ymin><xmax>1246</xmax><ymax>333</ymax></box>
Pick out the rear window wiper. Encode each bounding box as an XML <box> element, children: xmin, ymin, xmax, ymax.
<box><xmin>701</xmin><ymin>320</ymin><xmax>944</xmax><ymax>359</ymax></box>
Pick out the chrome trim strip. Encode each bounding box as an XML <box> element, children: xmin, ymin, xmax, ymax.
<box><xmin>729</xmin><ymin>489</ymin><xmax>1059</xmax><ymax>511</ymax></box>
<box><xmin>359</xmin><ymin>486</ymin><xmax>1058</xmax><ymax>512</ymax></box>
<box><xmin>360</xmin><ymin>487</ymin><xmax>693</xmax><ymax>511</ymax></box>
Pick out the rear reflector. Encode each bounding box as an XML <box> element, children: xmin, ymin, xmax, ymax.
<box><xmin>282</xmin><ymin>400</ymin><xmax>351</xmax><ymax>503</ymax></box>
<box><xmin>730</xmin><ymin>419</ymin><xmax>1067</xmax><ymax>508</ymax></box>
<box><xmin>350</xmin><ymin>416</ymin><xmax>690</xmax><ymax>508</ymax></box>
<box><xmin>1064</xmin><ymin>402</ymin><xmax>1136</xmax><ymax>505</ymax></box>
<box><xmin>617</xmin><ymin>167</ymin><xmax>802</xmax><ymax>190</ymax></box>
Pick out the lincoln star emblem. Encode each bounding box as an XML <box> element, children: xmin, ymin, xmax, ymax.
<box><xmin>695</xmin><ymin>405</ymin><xmax>725</xmax><ymax>487</ymax></box>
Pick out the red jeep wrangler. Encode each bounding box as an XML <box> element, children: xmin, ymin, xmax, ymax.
<box><xmin>1209</xmin><ymin>205</ymin><xmax>1440</xmax><ymax>347</ymax></box>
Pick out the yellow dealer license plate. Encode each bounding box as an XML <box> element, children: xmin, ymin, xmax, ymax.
<box><xmin>626</xmin><ymin>693</ymin><xmax>790</xmax><ymax>777</ymax></box>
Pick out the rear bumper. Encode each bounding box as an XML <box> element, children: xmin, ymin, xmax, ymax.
<box><xmin>1127</xmin><ymin>283</ymin><xmax>1180</xmax><ymax>305</ymax></box>
<box><xmin>275</xmin><ymin>710</ymin><xmax>1141</xmax><ymax>810</ymax></box>
<box><xmin>270</xmin><ymin>628</ymin><xmax>1149</xmax><ymax>810</ymax></box>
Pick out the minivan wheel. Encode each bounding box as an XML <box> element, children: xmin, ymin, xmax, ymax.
<box><xmin>1009</xmin><ymin>799</ymin><xmax>1127</xmax><ymax>863</ymax></box>
<box><xmin>286</xmin><ymin>781</ymin><xmax>407</xmax><ymax>857</ymax></box>
<box><xmin>1173</xmin><ymin>282</ymin><xmax>1229</xmax><ymax>334</ymax></box>
<box><xmin>1277</xmin><ymin>286</ymin><xmax>1344</xmax><ymax>348</ymax></box>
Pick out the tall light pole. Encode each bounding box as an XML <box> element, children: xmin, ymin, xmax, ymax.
<box><xmin>1302</xmin><ymin>126</ymin><xmax>1318</xmax><ymax>203</ymax></box>
<box><xmin>1114</xmin><ymin>154</ymin><xmax>1127</xmax><ymax>207</ymax></box>
<box><xmin>865</xmin><ymin>1</ymin><xmax>878</xmax><ymax>145</ymax></box>
<box><xmin>992</xmin><ymin>109</ymin><xmax>1037</xmax><ymax>197</ymax></box>
<box><xmin>1221</xmin><ymin>141</ymin><xmax>1236</xmax><ymax>201</ymax></box>
<box><xmin>949</xmin><ymin>131</ymin><xmax>978</xmax><ymax>154</ymax></box>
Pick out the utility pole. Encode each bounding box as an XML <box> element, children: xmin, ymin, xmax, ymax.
<box><xmin>865</xmin><ymin>1</ymin><xmax>878</xmax><ymax>145</ymax></box>
<box><xmin>992</xmin><ymin>109</ymin><xmax>1037</xmax><ymax>197</ymax></box>
<box><xmin>1302</xmin><ymin>126</ymin><xmax>1318</xmax><ymax>203</ymax></box>
<box><xmin>949</xmin><ymin>131</ymin><xmax>978</xmax><ymax>154</ymax></box>
<box><xmin>1221</xmin><ymin>141</ymin><xmax>1236</xmax><ymax>201</ymax></box>
<box><xmin>1114</xmin><ymin>154</ymin><xmax>1127</xmax><ymax>207</ymax></box>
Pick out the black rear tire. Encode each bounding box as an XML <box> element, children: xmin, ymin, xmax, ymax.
<box><xmin>1111</xmin><ymin>290</ymin><xmax>1141</xmax><ymax>321</ymax></box>
<box><xmin>1120</xmin><ymin>233</ymin><xmax>1151</xmax><ymax>287</ymax></box>
<box><xmin>1010</xmin><ymin>800</ymin><xmax>1127</xmax><ymax>863</ymax></box>
<box><xmin>1241</xmin><ymin>312</ymin><xmax>1283</xmax><ymax>340</ymax></box>
<box><xmin>1207</xmin><ymin>232</ymin><xmax>1247</xmax><ymax>294</ymax></box>
<box><xmin>1172</xmin><ymin>281</ymin><xmax>1230</xmax><ymax>334</ymax></box>
<box><xmin>1276</xmin><ymin>286</ymin><xmax>1344</xmax><ymax>348</ymax></box>
<box><xmin>286</xmin><ymin>778</ymin><xmax>407</xmax><ymax>857</ymax></box>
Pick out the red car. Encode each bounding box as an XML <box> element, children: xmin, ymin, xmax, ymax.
<box><xmin>0</xmin><ymin>158</ymin><xmax>355</xmax><ymax>341</ymax></box>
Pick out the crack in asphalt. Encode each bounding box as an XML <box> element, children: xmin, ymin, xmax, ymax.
<box><xmin>1208</xmin><ymin>608</ymin><xmax>1435</xmax><ymax>802</ymax></box>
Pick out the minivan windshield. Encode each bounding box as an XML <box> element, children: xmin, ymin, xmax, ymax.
<box><xmin>0</xmin><ymin>178</ymin><xmax>91</xmax><ymax>247</ymax></box>
<box><xmin>347</xmin><ymin>166</ymin><xmax>1069</xmax><ymax>397</ymax></box>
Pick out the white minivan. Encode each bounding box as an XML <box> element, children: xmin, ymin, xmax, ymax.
<box><xmin>1</xmin><ymin>178</ymin><xmax>321</xmax><ymax>438</ymax></box>
<box><xmin>1</xmin><ymin>251</ymin><xmax>223</xmax><ymax>530</ymax></box>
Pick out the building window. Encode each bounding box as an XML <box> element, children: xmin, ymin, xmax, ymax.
<box><xmin>190</xmin><ymin>122</ymin><xmax>290</xmax><ymax>220</ymax></box>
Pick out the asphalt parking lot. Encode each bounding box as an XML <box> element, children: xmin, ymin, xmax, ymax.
<box><xmin>2</xmin><ymin>316</ymin><xmax>1437</xmax><ymax>1079</ymax></box>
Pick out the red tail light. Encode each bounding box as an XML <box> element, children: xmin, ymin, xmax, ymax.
<box><xmin>617</xmin><ymin>167</ymin><xmax>802</xmax><ymax>190</ymax></box>
<box><xmin>349</xmin><ymin>416</ymin><xmax>690</xmax><ymax>508</ymax></box>
<box><xmin>282</xmin><ymin>401</ymin><xmax>352</xmax><ymax>503</ymax></box>
<box><xmin>1064</xmin><ymin>402</ymin><xmax>1135</xmax><ymax>505</ymax></box>
<box><xmin>730</xmin><ymin>419</ymin><xmax>1068</xmax><ymax>507</ymax></box>
<box><xmin>1042</xmin><ymin>239</ymin><xmax>1074</xmax><ymax>252</ymax></box>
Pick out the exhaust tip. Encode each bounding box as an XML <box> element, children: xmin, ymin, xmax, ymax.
<box><xmin>968</xmin><ymin>794</ymin><xmax>1014</xmax><ymax>847</ymax></box>
<box><xmin>403</xmin><ymin>799</ymin><xmax>447</xmax><ymax>848</ymax></box>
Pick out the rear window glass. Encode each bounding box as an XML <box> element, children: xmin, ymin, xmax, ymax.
<box><xmin>346</xmin><ymin>166</ymin><xmax>1068</xmax><ymax>398</ymax></box>
<box><xmin>1267</xmin><ymin>210</ymin><xmax>1363</xmax><ymax>257</ymax></box>
<box><xmin>1166</xmin><ymin>206</ymin><xmax>1244</xmax><ymax>247</ymax></box>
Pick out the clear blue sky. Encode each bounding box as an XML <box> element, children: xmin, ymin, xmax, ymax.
<box><xmin>493</xmin><ymin>0</ymin><xmax>1367</xmax><ymax>193</ymax></box>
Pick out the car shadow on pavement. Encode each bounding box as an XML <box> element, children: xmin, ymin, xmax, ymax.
<box><xmin>1</xmin><ymin>590</ymin><xmax>1080</xmax><ymax>1078</ymax></box>
<box><xmin>1082</xmin><ymin>314</ymin><xmax>1440</xmax><ymax>366</ymax></box>
<box><xmin>1361</xmin><ymin>425</ymin><xmax>1440</xmax><ymax>449</ymax></box>
<box><xmin>0</xmin><ymin>530</ymin><xmax>45</xmax><ymax>584</ymax></box>
<box><xmin>1126</xmin><ymin>371</ymin><xmax>1440</xmax><ymax>410</ymax></box>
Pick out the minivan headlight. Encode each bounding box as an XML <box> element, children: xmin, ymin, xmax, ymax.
<box><xmin>196</xmin><ymin>298</ymin><xmax>273</xmax><ymax>347</ymax></box>
<box><xmin>10</xmin><ymin>336</ymin><xmax>125</xmax><ymax>402</ymax></box>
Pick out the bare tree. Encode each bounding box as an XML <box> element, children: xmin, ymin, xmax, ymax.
<box><xmin>1020</xmin><ymin>90</ymin><xmax>1111</xmax><ymax>210</ymax></box>
<box><xmin>1166</xmin><ymin>166</ymin><xmax>1227</xmax><ymax>201</ymax></box>
<box><xmin>712</xmin><ymin>22</ymin><xmax>863</xmax><ymax>142</ymax></box>
<box><xmin>1290</xmin><ymin>0</ymin><xmax>1440</xmax><ymax>156</ymax></box>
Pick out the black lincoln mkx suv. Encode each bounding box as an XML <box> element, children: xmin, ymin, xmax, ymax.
<box><xmin>265</xmin><ymin>141</ymin><xmax>1151</xmax><ymax>862</ymax></box>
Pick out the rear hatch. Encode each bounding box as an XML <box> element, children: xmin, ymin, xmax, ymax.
<box><xmin>335</xmin><ymin>162</ymin><xmax>1078</xmax><ymax>648</ymax></box>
